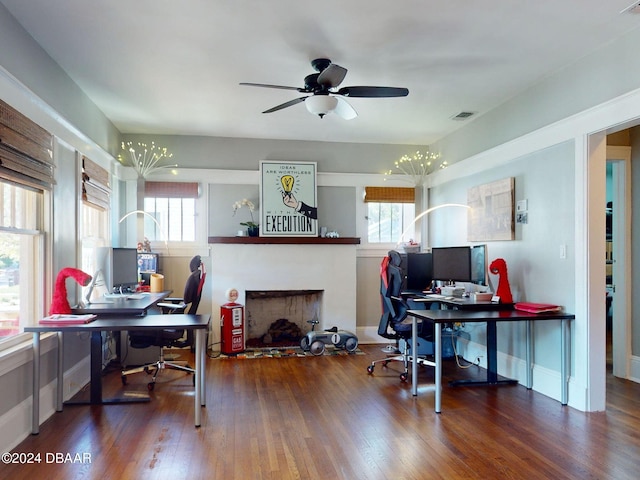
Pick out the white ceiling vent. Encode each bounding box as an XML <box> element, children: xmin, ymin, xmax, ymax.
<box><xmin>451</xmin><ymin>111</ymin><xmax>476</xmax><ymax>121</ymax></box>
<box><xmin>621</xmin><ymin>2</ymin><xmax>640</xmax><ymax>14</ymax></box>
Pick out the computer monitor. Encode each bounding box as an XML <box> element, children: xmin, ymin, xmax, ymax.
<box><xmin>471</xmin><ymin>244</ymin><xmax>487</xmax><ymax>285</ymax></box>
<box><xmin>431</xmin><ymin>246</ymin><xmax>472</xmax><ymax>283</ymax></box>
<box><xmin>137</xmin><ymin>252</ymin><xmax>159</xmax><ymax>287</ymax></box>
<box><xmin>112</xmin><ymin>247</ymin><xmax>139</xmax><ymax>292</ymax></box>
<box><xmin>82</xmin><ymin>246</ymin><xmax>112</xmax><ymax>305</ymax></box>
<box><xmin>403</xmin><ymin>252</ymin><xmax>433</xmax><ymax>292</ymax></box>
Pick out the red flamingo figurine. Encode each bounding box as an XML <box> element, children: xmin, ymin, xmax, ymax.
<box><xmin>489</xmin><ymin>258</ymin><xmax>513</xmax><ymax>304</ymax></box>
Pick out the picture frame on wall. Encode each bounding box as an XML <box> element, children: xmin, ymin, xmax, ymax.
<box><xmin>260</xmin><ymin>161</ymin><xmax>318</xmax><ymax>237</ymax></box>
<box><xmin>467</xmin><ymin>177</ymin><xmax>515</xmax><ymax>241</ymax></box>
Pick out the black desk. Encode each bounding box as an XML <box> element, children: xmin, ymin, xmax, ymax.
<box><xmin>72</xmin><ymin>291</ymin><xmax>171</xmax><ymax>315</ymax></box>
<box><xmin>72</xmin><ymin>291</ymin><xmax>172</xmax><ymax>363</ymax></box>
<box><xmin>406</xmin><ymin>309</ymin><xmax>575</xmax><ymax>413</ymax></box>
<box><xmin>25</xmin><ymin>314</ymin><xmax>210</xmax><ymax>434</ymax></box>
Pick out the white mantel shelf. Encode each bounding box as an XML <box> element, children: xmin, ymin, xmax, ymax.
<box><xmin>208</xmin><ymin>236</ymin><xmax>360</xmax><ymax>245</ymax></box>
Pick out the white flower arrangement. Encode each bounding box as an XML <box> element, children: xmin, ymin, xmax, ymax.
<box><xmin>233</xmin><ymin>198</ymin><xmax>258</xmax><ymax>227</ymax></box>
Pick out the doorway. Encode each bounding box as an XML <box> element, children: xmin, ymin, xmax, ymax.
<box><xmin>606</xmin><ymin>145</ymin><xmax>632</xmax><ymax>380</ymax></box>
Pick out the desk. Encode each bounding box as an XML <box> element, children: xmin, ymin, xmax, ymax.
<box><xmin>72</xmin><ymin>291</ymin><xmax>171</xmax><ymax>316</ymax></box>
<box><xmin>407</xmin><ymin>293</ymin><xmax>513</xmax><ymax>311</ymax></box>
<box><xmin>25</xmin><ymin>314</ymin><xmax>210</xmax><ymax>434</ymax></box>
<box><xmin>406</xmin><ymin>309</ymin><xmax>575</xmax><ymax>413</ymax></box>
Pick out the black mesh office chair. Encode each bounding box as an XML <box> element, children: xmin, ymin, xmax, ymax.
<box><xmin>366</xmin><ymin>250</ymin><xmax>434</xmax><ymax>381</ymax></box>
<box><xmin>121</xmin><ymin>255</ymin><xmax>206</xmax><ymax>391</ymax></box>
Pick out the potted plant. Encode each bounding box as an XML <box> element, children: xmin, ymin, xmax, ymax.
<box><xmin>233</xmin><ymin>198</ymin><xmax>259</xmax><ymax>236</ymax></box>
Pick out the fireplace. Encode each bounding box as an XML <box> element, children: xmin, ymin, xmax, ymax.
<box><xmin>208</xmin><ymin>239</ymin><xmax>358</xmax><ymax>349</ymax></box>
<box><xmin>245</xmin><ymin>290</ymin><xmax>323</xmax><ymax>347</ymax></box>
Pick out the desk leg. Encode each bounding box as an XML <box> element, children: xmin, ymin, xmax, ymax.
<box><xmin>195</xmin><ymin>329</ymin><xmax>204</xmax><ymax>427</ymax></box>
<box><xmin>56</xmin><ymin>332</ymin><xmax>64</xmax><ymax>411</ymax></box>
<box><xmin>411</xmin><ymin>315</ymin><xmax>418</xmax><ymax>396</ymax></box>
<box><xmin>435</xmin><ymin>323</ymin><xmax>442</xmax><ymax>413</ymax></box>
<box><xmin>89</xmin><ymin>331</ymin><xmax>103</xmax><ymax>403</ymax></box>
<box><xmin>526</xmin><ymin>321</ymin><xmax>532</xmax><ymax>389</ymax></box>
<box><xmin>198</xmin><ymin>329</ymin><xmax>205</xmax><ymax>407</ymax></box>
<box><xmin>449</xmin><ymin>320</ymin><xmax>518</xmax><ymax>387</ymax></box>
<box><xmin>561</xmin><ymin>319</ymin><xmax>569</xmax><ymax>405</ymax></box>
<box><xmin>31</xmin><ymin>332</ymin><xmax>40</xmax><ymax>435</ymax></box>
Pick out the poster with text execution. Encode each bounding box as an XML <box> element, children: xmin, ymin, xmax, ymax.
<box><xmin>260</xmin><ymin>161</ymin><xmax>318</xmax><ymax>237</ymax></box>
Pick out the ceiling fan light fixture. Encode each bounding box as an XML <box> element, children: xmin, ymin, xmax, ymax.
<box><xmin>305</xmin><ymin>95</ymin><xmax>338</xmax><ymax>118</ymax></box>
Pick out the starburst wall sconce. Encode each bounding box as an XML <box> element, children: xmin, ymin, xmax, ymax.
<box><xmin>118</xmin><ymin>141</ymin><xmax>178</xmax><ymax>178</ymax></box>
<box><xmin>384</xmin><ymin>150</ymin><xmax>447</xmax><ymax>186</ymax></box>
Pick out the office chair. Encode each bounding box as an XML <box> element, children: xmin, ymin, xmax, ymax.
<box><xmin>366</xmin><ymin>250</ymin><xmax>435</xmax><ymax>381</ymax></box>
<box><xmin>121</xmin><ymin>255</ymin><xmax>206</xmax><ymax>391</ymax></box>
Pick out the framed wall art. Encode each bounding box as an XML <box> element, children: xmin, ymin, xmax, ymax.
<box><xmin>260</xmin><ymin>161</ymin><xmax>318</xmax><ymax>237</ymax></box>
<box><xmin>467</xmin><ymin>177</ymin><xmax>515</xmax><ymax>241</ymax></box>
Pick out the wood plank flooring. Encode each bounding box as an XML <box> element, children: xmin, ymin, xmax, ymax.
<box><xmin>3</xmin><ymin>344</ymin><xmax>640</xmax><ymax>479</ymax></box>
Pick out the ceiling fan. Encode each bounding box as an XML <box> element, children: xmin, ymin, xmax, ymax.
<box><xmin>240</xmin><ymin>58</ymin><xmax>409</xmax><ymax>119</ymax></box>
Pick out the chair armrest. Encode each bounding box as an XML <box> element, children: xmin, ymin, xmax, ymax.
<box><xmin>163</xmin><ymin>297</ymin><xmax>184</xmax><ymax>302</ymax></box>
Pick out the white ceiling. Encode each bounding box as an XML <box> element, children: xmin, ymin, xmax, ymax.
<box><xmin>3</xmin><ymin>0</ymin><xmax>640</xmax><ymax>146</ymax></box>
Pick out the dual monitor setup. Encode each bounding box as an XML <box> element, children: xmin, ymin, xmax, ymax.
<box><xmin>82</xmin><ymin>247</ymin><xmax>160</xmax><ymax>304</ymax></box>
<box><xmin>401</xmin><ymin>244</ymin><xmax>487</xmax><ymax>293</ymax></box>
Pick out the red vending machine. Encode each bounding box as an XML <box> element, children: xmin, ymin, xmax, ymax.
<box><xmin>220</xmin><ymin>303</ymin><xmax>245</xmax><ymax>354</ymax></box>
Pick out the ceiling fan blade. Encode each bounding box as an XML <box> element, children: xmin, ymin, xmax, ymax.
<box><xmin>334</xmin><ymin>97</ymin><xmax>357</xmax><ymax>120</ymax></box>
<box><xmin>240</xmin><ymin>82</ymin><xmax>301</xmax><ymax>91</ymax></box>
<box><xmin>317</xmin><ymin>64</ymin><xmax>347</xmax><ymax>88</ymax></box>
<box><xmin>262</xmin><ymin>96</ymin><xmax>308</xmax><ymax>114</ymax></box>
<box><xmin>337</xmin><ymin>86</ymin><xmax>409</xmax><ymax>98</ymax></box>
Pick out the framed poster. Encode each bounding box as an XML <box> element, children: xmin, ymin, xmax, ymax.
<box><xmin>260</xmin><ymin>161</ymin><xmax>318</xmax><ymax>237</ymax></box>
<box><xmin>467</xmin><ymin>177</ymin><xmax>515</xmax><ymax>241</ymax></box>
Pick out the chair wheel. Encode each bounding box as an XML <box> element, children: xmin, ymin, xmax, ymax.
<box><xmin>400</xmin><ymin>373</ymin><xmax>408</xmax><ymax>382</ymax></box>
<box><xmin>382</xmin><ymin>360</ymin><xmax>389</xmax><ymax>368</ymax></box>
<box><xmin>144</xmin><ymin>366</ymin><xmax>151</xmax><ymax>375</ymax></box>
<box><xmin>121</xmin><ymin>375</ymin><xmax>127</xmax><ymax>385</ymax></box>
<box><xmin>147</xmin><ymin>382</ymin><xmax>155</xmax><ymax>391</ymax></box>
<box><xmin>367</xmin><ymin>365</ymin><xmax>374</xmax><ymax>374</ymax></box>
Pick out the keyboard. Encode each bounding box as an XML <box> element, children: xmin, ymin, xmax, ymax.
<box><xmin>127</xmin><ymin>293</ymin><xmax>147</xmax><ymax>300</ymax></box>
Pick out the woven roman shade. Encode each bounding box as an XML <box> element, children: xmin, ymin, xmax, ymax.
<box><xmin>364</xmin><ymin>186</ymin><xmax>415</xmax><ymax>203</ymax></box>
<box><xmin>0</xmin><ymin>99</ymin><xmax>54</xmax><ymax>190</ymax></box>
<box><xmin>144</xmin><ymin>181</ymin><xmax>199</xmax><ymax>198</ymax></box>
<box><xmin>82</xmin><ymin>156</ymin><xmax>111</xmax><ymax>210</ymax></box>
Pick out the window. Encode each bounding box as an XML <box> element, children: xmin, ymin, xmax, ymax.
<box><xmin>0</xmin><ymin>98</ymin><xmax>51</xmax><ymax>343</ymax></box>
<box><xmin>0</xmin><ymin>182</ymin><xmax>44</xmax><ymax>340</ymax></box>
<box><xmin>144</xmin><ymin>182</ymin><xmax>198</xmax><ymax>242</ymax></box>
<box><xmin>365</xmin><ymin>186</ymin><xmax>416</xmax><ymax>243</ymax></box>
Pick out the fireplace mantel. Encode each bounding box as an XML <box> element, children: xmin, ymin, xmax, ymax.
<box><xmin>208</xmin><ymin>236</ymin><xmax>360</xmax><ymax>245</ymax></box>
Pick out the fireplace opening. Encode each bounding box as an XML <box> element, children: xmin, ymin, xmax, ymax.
<box><xmin>245</xmin><ymin>290</ymin><xmax>323</xmax><ymax>348</ymax></box>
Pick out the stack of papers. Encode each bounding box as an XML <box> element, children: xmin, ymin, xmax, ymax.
<box><xmin>40</xmin><ymin>314</ymin><xmax>97</xmax><ymax>324</ymax></box>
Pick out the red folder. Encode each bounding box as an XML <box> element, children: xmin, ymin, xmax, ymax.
<box><xmin>514</xmin><ymin>302</ymin><xmax>562</xmax><ymax>314</ymax></box>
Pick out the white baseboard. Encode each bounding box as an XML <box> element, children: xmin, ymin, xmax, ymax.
<box><xmin>628</xmin><ymin>355</ymin><xmax>640</xmax><ymax>383</ymax></box>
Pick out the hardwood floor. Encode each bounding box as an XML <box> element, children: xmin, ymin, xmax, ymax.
<box><xmin>4</xmin><ymin>344</ymin><xmax>640</xmax><ymax>480</ymax></box>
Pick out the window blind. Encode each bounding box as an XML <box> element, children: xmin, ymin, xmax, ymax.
<box><xmin>0</xmin><ymin>99</ymin><xmax>54</xmax><ymax>190</ymax></box>
<box><xmin>364</xmin><ymin>186</ymin><xmax>415</xmax><ymax>203</ymax></box>
<box><xmin>82</xmin><ymin>156</ymin><xmax>111</xmax><ymax>210</ymax></box>
<box><xmin>144</xmin><ymin>181</ymin><xmax>199</xmax><ymax>198</ymax></box>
